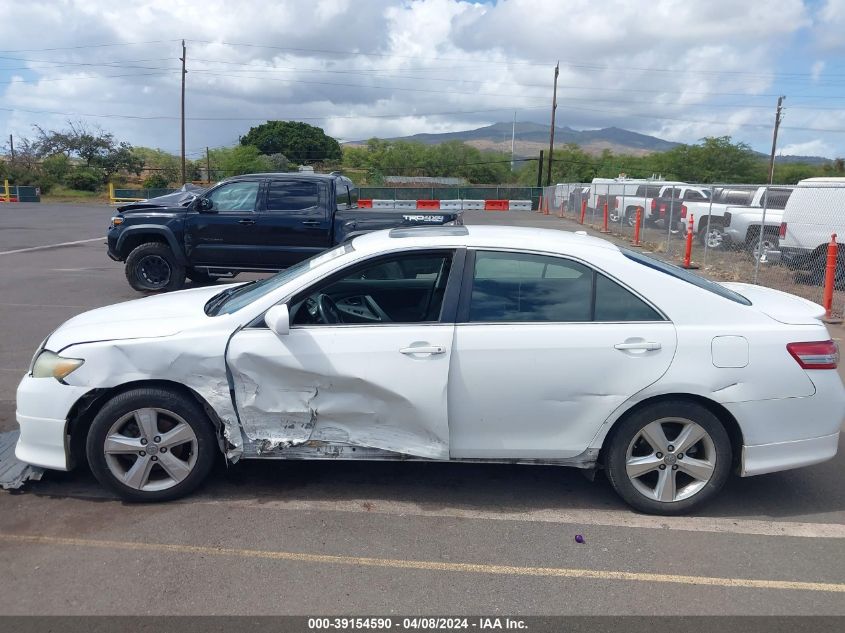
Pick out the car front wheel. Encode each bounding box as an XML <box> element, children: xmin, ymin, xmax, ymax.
<box><xmin>605</xmin><ymin>401</ymin><xmax>732</xmax><ymax>515</ymax></box>
<box><xmin>125</xmin><ymin>242</ymin><xmax>185</xmax><ymax>292</ymax></box>
<box><xmin>86</xmin><ymin>387</ymin><xmax>218</xmax><ymax>502</ymax></box>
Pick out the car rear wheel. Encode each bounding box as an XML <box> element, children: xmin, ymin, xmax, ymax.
<box><xmin>86</xmin><ymin>387</ymin><xmax>217</xmax><ymax>502</ymax></box>
<box><xmin>699</xmin><ymin>221</ymin><xmax>725</xmax><ymax>249</ymax></box>
<box><xmin>125</xmin><ymin>242</ymin><xmax>185</xmax><ymax>292</ymax></box>
<box><xmin>605</xmin><ymin>401</ymin><xmax>731</xmax><ymax>515</ymax></box>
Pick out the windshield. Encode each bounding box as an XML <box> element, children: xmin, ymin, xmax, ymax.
<box><xmin>622</xmin><ymin>248</ymin><xmax>751</xmax><ymax>305</ymax></box>
<box><xmin>206</xmin><ymin>243</ymin><xmax>355</xmax><ymax>315</ymax></box>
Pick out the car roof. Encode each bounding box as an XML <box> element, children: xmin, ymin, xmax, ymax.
<box><xmin>225</xmin><ymin>172</ymin><xmax>343</xmax><ymax>181</ymax></box>
<box><xmin>797</xmin><ymin>177</ymin><xmax>845</xmax><ymax>185</ymax></box>
<box><xmin>351</xmin><ymin>225</ymin><xmax>622</xmax><ymax>258</ymax></box>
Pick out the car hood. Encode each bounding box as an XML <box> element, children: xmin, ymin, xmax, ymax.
<box><xmin>46</xmin><ymin>284</ymin><xmax>237</xmax><ymax>351</ymax></box>
<box><xmin>722</xmin><ymin>282</ymin><xmax>826</xmax><ymax>325</ymax></box>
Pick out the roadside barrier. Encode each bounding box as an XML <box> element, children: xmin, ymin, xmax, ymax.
<box><xmin>579</xmin><ymin>198</ymin><xmax>587</xmax><ymax>224</ymax></box>
<box><xmin>484</xmin><ymin>199</ymin><xmax>509</xmax><ymax>211</ymax></box>
<box><xmin>823</xmin><ymin>234</ymin><xmax>841</xmax><ymax>323</ymax></box>
<box><xmin>356</xmin><ymin>198</ymin><xmax>534</xmax><ymax>212</ymax></box>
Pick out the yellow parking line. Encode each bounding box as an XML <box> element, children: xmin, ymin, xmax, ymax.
<box><xmin>1</xmin><ymin>533</ymin><xmax>843</xmax><ymax>593</ymax></box>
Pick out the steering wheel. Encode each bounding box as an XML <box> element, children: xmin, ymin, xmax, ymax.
<box><xmin>317</xmin><ymin>294</ymin><xmax>342</xmax><ymax>324</ymax></box>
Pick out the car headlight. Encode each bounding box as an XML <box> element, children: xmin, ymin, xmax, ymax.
<box><xmin>31</xmin><ymin>350</ymin><xmax>85</xmax><ymax>381</ymax></box>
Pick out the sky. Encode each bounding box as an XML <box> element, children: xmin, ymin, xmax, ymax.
<box><xmin>1</xmin><ymin>0</ymin><xmax>845</xmax><ymax>162</ymax></box>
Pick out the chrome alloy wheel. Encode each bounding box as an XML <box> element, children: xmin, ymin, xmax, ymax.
<box><xmin>625</xmin><ymin>417</ymin><xmax>716</xmax><ymax>503</ymax></box>
<box><xmin>103</xmin><ymin>408</ymin><xmax>198</xmax><ymax>492</ymax></box>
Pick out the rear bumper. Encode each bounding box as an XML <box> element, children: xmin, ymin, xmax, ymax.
<box><xmin>741</xmin><ymin>432</ymin><xmax>839</xmax><ymax>476</ymax></box>
<box><xmin>766</xmin><ymin>245</ymin><xmax>812</xmax><ymax>269</ymax></box>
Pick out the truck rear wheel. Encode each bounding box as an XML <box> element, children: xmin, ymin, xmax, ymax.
<box><xmin>125</xmin><ymin>242</ymin><xmax>185</xmax><ymax>293</ymax></box>
<box><xmin>699</xmin><ymin>220</ymin><xmax>725</xmax><ymax>249</ymax></box>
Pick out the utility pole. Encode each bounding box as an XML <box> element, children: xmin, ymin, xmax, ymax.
<box><xmin>546</xmin><ymin>61</ymin><xmax>559</xmax><ymax>187</ymax></box>
<box><xmin>8</xmin><ymin>134</ymin><xmax>14</xmax><ymax>162</ymax></box>
<box><xmin>767</xmin><ymin>95</ymin><xmax>785</xmax><ymax>184</ymax></box>
<box><xmin>206</xmin><ymin>146</ymin><xmax>211</xmax><ymax>184</ymax></box>
<box><xmin>180</xmin><ymin>39</ymin><xmax>187</xmax><ymax>185</ymax></box>
<box><xmin>536</xmin><ymin>150</ymin><xmax>544</xmax><ymax>188</ymax></box>
<box><xmin>510</xmin><ymin>111</ymin><xmax>516</xmax><ymax>171</ymax></box>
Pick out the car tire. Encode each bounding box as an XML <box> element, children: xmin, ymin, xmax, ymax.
<box><xmin>186</xmin><ymin>268</ymin><xmax>214</xmax><ymax>284</ymax></box>
<box><xmin>125</xmin><ymin>242</ymin><xmax>185</xmax><ymax>292</ymax></box>
<box><xmin>604</xmin><ymin>401</ymin><xmax>732</xmax><ymax>515</ymax></box>
<box><xmin>86</xmin><ymin>387</ymin><xmax>218</xmax><ymax>502</ymax></box>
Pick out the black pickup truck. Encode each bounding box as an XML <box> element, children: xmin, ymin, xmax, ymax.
<box><xmin>108</xmin><ymin>172</ymin><xmax>462</xmax><ymax>292</ymax></box>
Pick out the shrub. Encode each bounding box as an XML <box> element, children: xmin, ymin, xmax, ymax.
<box><xmin>142</xmin><ymin>173</ymin><xmax>170</xmax><ymax>189</ymax></box>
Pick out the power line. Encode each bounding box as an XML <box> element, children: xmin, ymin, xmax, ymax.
<box><xmin>0</xmin><ymin>39</ymin><xmax>182</xmax><ymax>53</ymax></box>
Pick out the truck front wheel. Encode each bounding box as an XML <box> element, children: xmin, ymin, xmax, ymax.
<box><xmin>125</xmin><ymin>242</ymin><xmax>185</xmax><ymax>293</ymax></box>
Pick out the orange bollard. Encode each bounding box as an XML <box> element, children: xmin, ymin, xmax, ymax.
<box><xmin>823</xmin><ymin>234</ymin><xmax>839</xmax><ymax>322</ymax></box>
<box><xmin>579</xmin><ymin>198</ymin><xmax>587</xmax><ymax>224</ymax></box>
<box><xmin>543</xmin><ymin>196</ymin><xmax>550</xmax><ymax>215</ymax></box>
<box><xmin>558</xmin><ymin>201</ymin><xmax>565</xmax><ymax>218</ymax></box>
<box><xmin>682</xmin><ymin>214</ymin><xmax>699</xmax><ymax>269</ymax></box>
<box><xmin>600</xmin><ymin>200</ymin><xmax>611</xmax><ymax>233</ymax></box>
<box><xmin>630</xmin><ymin>206</ymin><xmax>643</xmax><ymax>247</ymax></box>
<box><xmin>536</xmin><ymin>195</ymin><xmax>544</xmax><ymax>213</ymax></box>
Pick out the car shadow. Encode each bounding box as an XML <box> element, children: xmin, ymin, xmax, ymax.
<box><xmin>17</xmin><ymin>450</ymin><xmax>845</xmax><ymax>521</ymax></box>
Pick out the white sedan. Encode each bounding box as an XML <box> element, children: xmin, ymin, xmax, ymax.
<box><xmin>15</xmin><ymin>226</ymin><xmax>845</xmax><ymax>514</ymax></box>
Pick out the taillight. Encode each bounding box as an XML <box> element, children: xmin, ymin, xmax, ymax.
<box><xmin>659</xmin><ymin>203</ymin><xmax>667</xmax><ymax>217</ymax></box>
<box><xmin>787</xmin><ymin>341</ymin><xmax>839</xmax><ymax>369</ymax></box>
<box><xmin>680</xmin><ymin>205</ymin><xmax>687</xmax><ymax>219</ymax></box>
<box><xmin>651</xmin><ymin>199</ymin><xmax>657</xmax><ymax>211</ymax></box>
<box><xmin>779</xmin><ymin>222</ymin><xmax>787</xmax><ymax>238</ymax></box>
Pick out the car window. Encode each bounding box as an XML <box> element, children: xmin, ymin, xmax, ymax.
<box><xmin>206</xmin><ymin>181</ymin><xmax>260</xmax><ymax>212</ymax></box>
<box><xmin>645</xmin><ymin>185</ymin><xmax>663</xmax><ymax>198</ymax></box>
<box><xmin>684</xmin><ymin>190</ymin><xmax>707</xmax><ymax>201</ymax></box>
<box><xmin>594</xmin><ymin>273</ymin><xmax>662</xmax><ymax>321</ymax></box>
<box><xmin>267</xmin><ymin>181</ymin><xmax>322</xmax><ymax>212</ymax></box>
<box><xmin>469</xmin><ymin>251</ymin><xmax>593</xmax><ymax>322</ymax></box>
<box><xmin>762</xmin><ymin>188</ymin><xmax>792</xmax><ymax>210</ymax></box>
<box><xmin>291</xmin><ymin>251</ymin><xmax>454</xmax><ymax>325</ymax></box>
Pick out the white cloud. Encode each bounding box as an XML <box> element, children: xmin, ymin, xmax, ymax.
<box><xmin>1</xmin><ymin>0</ymin><xmax>841</xmax><ymax>158</ymax></box>
<box><xmin>780</xmin><ymin>139</ymin><xmax>835</xmax><ymax>157</ymax></box>
<box><xmin>811</xmin><ymin>60</ymin><xmax>825</xmax><ymax>81</ymax></box>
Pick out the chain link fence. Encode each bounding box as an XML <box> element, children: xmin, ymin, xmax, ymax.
<box><xmin>542</xmin><ymin>180</ymin><xmax>845</xmax><ymax>319</ymax></box>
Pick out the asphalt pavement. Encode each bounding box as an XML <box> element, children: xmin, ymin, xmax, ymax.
<box><xmin>0</xmin><ymin>202</ymin><xmax>844</xmax><ymax>616</ymax></box>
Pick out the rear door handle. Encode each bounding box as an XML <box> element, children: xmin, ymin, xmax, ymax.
<box><xmin>400</xmin><ymin>345</ymin><xmax>446</xmax><ymax>356</ymax></box>
<box><xmin>302</xmin><ymin>220</ymin><xmax>322</xmax><ymax>228</ymax></box>
<box><xmin>238</xmin><ymin>218</ymin><xmax>256</xmax><ymax>225</ymax></box>
<box><xmin>614</xmin><ymin>341</ymin><xmax>662</xmax><ymax>351</ymax></box>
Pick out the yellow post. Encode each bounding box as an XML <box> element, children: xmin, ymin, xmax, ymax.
<box><xmin>2</xmin><ymin>179</ymin><xmax>9</xmax><ymax>203</ymax></box>
<box><xmin>108</xmin><ymin>182</ymin><xmax>115</xmax><ymax>204</ymax></box>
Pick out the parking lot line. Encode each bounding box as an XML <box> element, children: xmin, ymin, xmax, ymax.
<box><xmin>191</xmin><ymin>497</ymin><xmax>845</xmax><ymax>539</ymax></box>
<box><xmin>1</xmin><ymin>532</ymin><xmax>842</xmax><ymax>593</ymax></box>
<box><xmin>0</xmin><ymin>237</ymin><xmax>104</xmax><ymax>256</ymax></box>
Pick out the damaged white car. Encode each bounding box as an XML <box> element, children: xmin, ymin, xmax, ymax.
<box><xmin>15</xmin><ymin>226</ymin><xmax>845</xmax><ymax>514</ymax></box>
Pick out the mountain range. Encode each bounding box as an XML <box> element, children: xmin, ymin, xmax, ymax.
<box><xmin>346</xmin><ymin>121</ymin><xmax>830</xmax><ymax>165</ymax></box>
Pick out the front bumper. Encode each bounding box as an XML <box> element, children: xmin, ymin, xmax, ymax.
<box><xmin>15</xmin><ymin>374</ymin><xmax>90</xmax><ymax>471</ymax></box>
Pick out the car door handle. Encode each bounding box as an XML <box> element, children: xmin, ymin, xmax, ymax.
<box><xmin>400</xmin><ymin>345</ymin><xmax>446</xmax><ymax>356</ymax></box>
<box><xmin>238</xmin><ymin>218</ymin><xmax>256</xmax><ymax>225</ymax></box>
<box><xmin>302</xmin><ymin>220</ymin><xmax>322</xmax><ymax>228</ymax></box>
<box><xmin>614</xmin><ymin>341</ymin><xmax>662</xmax><ymax>351</ymax></box>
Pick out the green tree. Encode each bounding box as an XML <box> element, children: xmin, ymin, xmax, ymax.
<box><xmin>208</xmin><ymin>145</ymin><xmax>273</xmax><ymax>178</ymax></box>
<box><xmin>132</xmin><ymin>147</ymin><xmax>180</xmax><ymax>183</ymax></box>
<box><xmin>240</xmin><ymin>121</ymin><xmax>342</xmax><ymax>161</ymax></box>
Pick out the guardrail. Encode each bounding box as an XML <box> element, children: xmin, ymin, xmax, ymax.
<box><xmin>109</xmin><ymin>183</ymin><xmax>178</xmax><ymax>204</ymax></box>
<box><xmin>1</xmin><ymin>180</ymin><xmax>40</xmax><ymax>203</ymax></box>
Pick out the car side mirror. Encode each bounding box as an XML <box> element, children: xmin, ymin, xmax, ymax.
<box><xmin>264</xmin><ymin>304</ymin><xmax>290</xmax><ymax>336</ymax></box>
<box><xmin>198</xmin><ymin>198</ymin><xmax>215</xmax><ymax>212</ymax></box>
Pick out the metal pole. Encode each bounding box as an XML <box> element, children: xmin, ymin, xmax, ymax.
<box><xmin>753</xmin><ymin>185</ymin><xmax>771</xmax><ymax>283</ymax></box>
<box><xmin>666</xmin><ymin>187</ymin><xmax>677</xmax><ymax>256</ymax></box>
<box><xmin>180</xmin><ymin>40</ymin><xmax>187</xmax><ymax>185</ymax></box>
<box><xmin>536</xmin><ymin>150</ymin><xmax>544</xmax><ymax>188</ymax></box>
<box><xmin>768</xmin><ymin>96</ymin><xmax>785</xmax><ymax>185</ymax></box>
<box><xmin>546</xmin><ymin>62</ymin><xmax>559</xmax><ymax>187</ymax></box>
<box><xmin>510</xmin><ymin>111</ymin><xmax>515</xmax><ymax>172</ymax></box>
<box><xmin>8</xmin><ymin>134</ymin><xmax>13</xmax><ymax>162</ymax></box>
<box><xmin>702</xmin><ymin>183</ymin><xmax>716</xmax><ymax>267</ymax></box>
<box><xmin>206</xmin><ymin>147</ymin><xmax>211</xmax><ymax>183</ymax></box>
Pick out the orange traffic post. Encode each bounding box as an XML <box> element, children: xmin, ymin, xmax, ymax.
<box><xmin>822</xmin><ymin>234</ymin><xmax>840</xmax><ymax>323</ymax></box>
<box><xmin>600</xmin><ymin>200</ymin><xmax>611</xmax><ymax>233</ymax></box>
<box><xmin>630</xmin><ymin>206</ymin><xmax>643</xmax><ymax>247</ymax></box>
<box><xmin>682</xmin><ymin>214</ymin><xmax>699</xmax><ymax>269</ymax></box>
<box><xmin>536</xmin><ymin>194</ymin><xmax>543</xmax><ymax>213</ymax></box>
<box><xmin>543</xmin><ymin>196</ymin><xmax>550</xmax><ymax>215</ymax></box>
<box><xmin>558</xmin><ymin>201</ymin><xmax>565</xmax><ymax>218</ymax></box>
<box><xmin>579</xmin><ymin>198</ymin><xmax>587</xmax><ymax>225</ymax></box>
